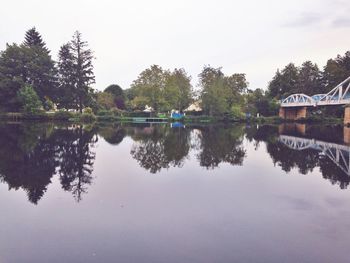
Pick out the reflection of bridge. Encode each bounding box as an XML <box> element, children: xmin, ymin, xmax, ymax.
<box><xmin>279</xmin><ymin>135</ymin><xmax>350</xmax><ymax>176</ymax></box>
<box><xmin>279</xmin><ymin>77</ymin><xmax>350</xmax><ymax>123</ymax></box>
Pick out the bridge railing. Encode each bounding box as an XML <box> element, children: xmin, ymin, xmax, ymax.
<box><xmin>280</xmin><ymin>76</ymin><xmax>350</xmax><ymax>107</ymax></box>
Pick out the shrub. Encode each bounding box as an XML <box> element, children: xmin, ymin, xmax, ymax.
<box><xmin>53</xmin><ymin>110</ymin><xmax>75</xmax><ymax>120</ymax></box>
<box><xmin>43</xmin><ymin>97</ymin><xmax>55</xmax><ymax>111</ymax></box>
<box><xmin>97</xmin><ymin>109</ymin><xmax>113</xmax><ymax>116</ymax></box>
<box><xmin>83</xmin><ymin>107</ymin><xmax>93</xmax><ymax>114</ymax></box>
<box><xmin>230</xmin><ymin>105</ymin><xmax>244</xmax><ymax>119</ymax></box>
<box><xmin>110</xmin><ymin>107</ymin><xmax>124</xmax><ymax>116</ymax></box>
<box><xmin>17</xmin><ymin>85</ymin><xmax>43</xmax><ymax>114</ymax></box>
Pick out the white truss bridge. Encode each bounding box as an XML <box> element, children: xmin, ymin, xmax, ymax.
<box><xmin>279</xmin><ymin>135</ymin><xmax>350</xmax><ymax>176</ymax></box>
<box><xmin>281</xmin><ymin>77</ymin><xmax>350</xmax><ymax>107</ymax></box>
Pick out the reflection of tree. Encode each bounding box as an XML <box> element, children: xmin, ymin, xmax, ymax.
<box><xmin>266</xmin><ymin>142</ymin><xmax>319</xmax><ymax>174</ymax></box>
<box><xmin>197</xmin><ymin>125</ymin><xmax>246</xmax><ymax>169</ymax></box>
<box><xmin>245</xmin><ymin>124</ymin><xmax>350</xmax><ymax>189</ymax></box>
<box><xmin>57</xmin><ymin>126</ymin><xmax>97</xmax><ymax>202</ymax></box>
<box><xmin>0</xmin><ymin>123</ymin><xmax>97</xmax><ymax>204</ymax></box>
<box><xmin>319</xmin><ymin>155</ymin><xmax>350</xmax><ymax>189</ymax></box>
<box><xmin>98</xmin><ymin>125</ymin><xmax>126</xmax><ymax>145</ymax></box>
<box><xmin>0</xmin><ymin>123</ymin><xmax>57</xmax><ymax>204</ymax></box>
<box><xmin>130</xmin><ymin>125</ymin><xmax>190</xmax><ymax>173</ymax></box>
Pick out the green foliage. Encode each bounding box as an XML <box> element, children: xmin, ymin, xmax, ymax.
<box><xmin>17</xmin><ymin>86</ymin><xmax>43</xmax><ymax>114</ymax></box>
<box><xmin>104</xmin><ymin>84</ymin><xmax>123</xmax><ymax>97</ymax></box>
<box><xmin>43</xmin><ymin>97</ymin><xmax>54</xmax><ymax>111</ymax></box>
<box><xmin>83</xmin><ymin>107</ymin><xmax>93</xmax><ymax>114</ymax></box>
<box><xmin>164</xmin><ymin>68</ymin><xmax>193</xmax><ymax>111</ymax></box>
<box><xmin>230</xmin><ymin>105</ymin><xmax>244</xmax><ymax>119</ymax></box>
<box><xmin>198</xmin><ymin>66</ymin><xmax>248</xmax><ymax>116</ymax></box>
<box><xmin>130</xmin><ymin>65</ymin><xmax>168</xmax><ymax>111</ymax></box>
<box><xmin>99</xmin><ymin>85</ymin><xmax>126</xmax><ymax>110</ymax></box>
<box><xmin>267</xmin><ymin>51</ymin><xmax>350</xmax><ymax>100</ymax></box>
<box><xmin>97</xmin><ymin>92</ymin><xmax>115</xmax><ymax>110</ymax></box>
<box><xmin>0</xmin><ymin>37</ymin><xmax>56</xmax><ymax>111</ymax></box>
<box><xmin>53</xmin><ymin>110</ymin><xmax>75</xmax><ymax>120</ymax></box>
<box><xmin>201</xmin><ymin>75</ymin><xmax>228</xmax><ymax>115</ymax></box>
<box><xmin>57</xmin><ymin>31</ymin><xmax>95</xmax><ymax>113</ymax></box>
<box><xmin>97</xmin><ymin>109</ymin><xmax>113</xmax><ymax>116</ymax></box>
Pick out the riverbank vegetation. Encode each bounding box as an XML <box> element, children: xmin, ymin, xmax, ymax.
<box><xmin>0</xmin><ymin>27</ymin><xmax>349</xmax><ymax>123</ymax></box>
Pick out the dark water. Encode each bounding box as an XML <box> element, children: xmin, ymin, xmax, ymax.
<box><xmin>1</xmin><ymin>122</ymin><xmax>350</xmax><ymax>263</ymax></box>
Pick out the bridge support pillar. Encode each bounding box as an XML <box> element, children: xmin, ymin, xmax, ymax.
<box><xmin>344</xmin><ymin>106</ymin><xmax>350</xmax><ymax>125</ymax></box>
<box><xmin>344</xmin><ymin>127</ymin><xmax>350</xmax><ymax>144</ymax></box>
<box><xmin>279</xmin><ymin>107</ymin><xmax>308</xmax><ymax>120</ymax></box>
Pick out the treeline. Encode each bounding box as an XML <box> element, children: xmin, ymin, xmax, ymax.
<box><xmin>123</xmin><ymin>65</ymin><xmax>277</xmax><ymax>118</ymax></box>
<box><xmin>0</xmin><ymin>28</ymin><xmax>257</xmax><ymax>118</ymax></box>
<box><xmin>3</xmin><ymin>27</ymin><xmax>348</xmax><ymax>119</ymax></box>
<box><xmin>0</xmin><ymin>28</ymin><xmax>95</xmax><ymax>113</ymax></box>
<box><xmin>267</xmin><ymin>52</ymin><xmax>350</xmax><ymax>99</ymax></box>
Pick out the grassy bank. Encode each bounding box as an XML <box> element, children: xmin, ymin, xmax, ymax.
<box><xmin>0</xmin><ymin>111</ymin><xmax>344</xmax><ymax>125</ymax></box>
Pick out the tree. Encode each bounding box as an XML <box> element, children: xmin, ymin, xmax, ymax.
<box><xmin>198</xmin><ymin>66</ymin><xmax>227</xmax><ymax>116</ymax></box>
<box><xmin>22</xmin><ymin>27</ymin><xmax>57</xmax><ymax>102</ymax></box>
<box><xmin>97</xmin><ymin>91</ymin><xmax>115</xmax><ymax>110</ymax></box>
<box><xmin>57</xmin><ymin>43</ymin><xmax>76</xmax><ymax>109</ymax></box>
<box><xmin>297</xmin><ymin>61</ymin><xmax>322</xmax><ymax>95</ymax></box>
<box><xmin>130</xmin><ymin>65</ymin><xmax>169</xmax><ymax>111</ymax></box>
<box><xmin>0</xmin><ymin>28</ymin><xmax>57</xmax><ymax>111</ymax></box>
<box><xmin>23</xmin><ymin>27</ymin><xmax>49</xmax><ymax>52</ymax></box>
<box><xmin>104</xmin><ymin>84</ymin><xmax>125</xmax><ymax>110</ymax></box>
<box><xmin>104</xmin><ymin>84</ymin><xmax>123</xmax><ymax>97</ymax></box>
<box><xmin>267</xmin><ymin>63</ymin><xmax>299</xmax><ymax>99</ymax></box>
<box><xmin>70</xmin><ymin>31</ymin><xmax>95</xmax><ymax>113</ymax></box>
<box><xmin>17</xmin><ymin>85</ymin><xmax>43</xmax><ymax>114</ymax></box>
<box><xmin>322</xmin><ymin>52</ymin><xmax>350</xmax><ymax>92</ymax></box>
<box><xmin>201</xmin><ymin>76</ymin><xmax>228</xmax><ymax>115</ymax></box>
<box><xmin>0</xmin><ymin>44</ymin><xmax>26</xmax><ymax>111</ymax></box>
<box><xmin>224</xmin><ymin>73</ymin><xmax>248</xmax><ymax>108</ymax></box>
<box><xmin>164</xmin><ymin>68</ymin><xmax>192</xmax><ymax>111</ymax></box>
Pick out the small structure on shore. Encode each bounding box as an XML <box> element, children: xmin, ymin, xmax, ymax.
<box><xmin>143</xmin><ymin>105</ymin><xmax>154</xmax><ymax>113</ymax></box>
<box><xmin>184</xmin><ymin>101</ymin><xmax>202</xmax><ymax>112</ymax></box>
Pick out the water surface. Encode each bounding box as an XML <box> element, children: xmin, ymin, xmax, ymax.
<box><xmin>1</xmin><ymin>122</ymin><xmax>350</xmax><ymax>263</ymax></box>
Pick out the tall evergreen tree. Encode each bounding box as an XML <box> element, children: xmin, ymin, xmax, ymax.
<box><xmin>22</xmin><ymin>27</ymin><xmax>57</xmax><ymax>102</ymax></box>
<box><xmin>297</xmin><ymin>61</ymin><xmax>322</xmax><ymax>95</ymax></box>
<box><xmin>23</xmin><ymin>27</ymin><xmax>49</xmax><ymax>52</ymax></box>
<box><xmin>57</xmin><ymin>43</ymin><xmax>76</xmax><ymax>109</ymax></box>
<box><xmin>267</xmin><ymin>64</ymin><xmax>299</xmax><ymax>99</ymax></box>
<box><xmin>322</xmin><ymin>52</ymin><xmax>350</xmax><ymax>92</ymax></box>
<box><xmin>56</xmin><ymin>31</ymin><xmax>95</xmax><ymax>112</ymax></box>
<box><xmin>267</xmin><ymin>69</ymin><xmax>283</xmax><ymax>99</ymax></box>
<box><xmin>70</xmin><ymin>31</ymin><xmax>95</xmax><ymax>113</ymax></box>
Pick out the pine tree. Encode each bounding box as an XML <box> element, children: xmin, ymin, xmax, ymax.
<box><xmin>23</xmin><ymin>27</ymin><xmax>48</xmax><ymax>53</ymax></box>
<box><xmin>57</xmin><ymin>43</ymin><xmax>76</xmax><ymax>109</ymax></box>
<box><xmin>70</xmin><ymin>31</ymin><xmax>95</xmax><ymax>113</ymax></box>
<box><xmin>22</xmin><ymin>27</ymin><xmax>57</xmax><ymax>101</ymax></box>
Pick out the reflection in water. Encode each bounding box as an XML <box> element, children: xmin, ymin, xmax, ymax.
<box><xmin>130</xmin><ymin>125</ymin><xmax>191</xmax><ymax>173</ymax></box>
<box><xmin>267</xmin><ymin>124</ymin><xmax>350</xmax><ymax>189</ymax></box>
<box><xmin>1</xmin><ymin>122</ymin><xmax>350</xmax><ymax>204</ymax></box>
<box><xmin>57</xmin><ymin>126</ymin><xmax>98</xmax><ymax>202</ymax></box>
<box><xmin>0</xmin><ymin>123</ymin><xmax>97</xmax><ymax>204</ymax></box>
<box><xmin>196</xmin><ymin>125</ymin><xmax>246</xmax><ymax>169</ymax></box>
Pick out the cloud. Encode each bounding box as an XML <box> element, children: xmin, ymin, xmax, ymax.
<box><xmin>332</xmin><ymin>18</ymin><xmax>350</xmax><ymax>28</ymax></box>
<box><xmin>283</xmin><ymin>12</ymin><xmax>324</xmax><ymax>28</ymax></box>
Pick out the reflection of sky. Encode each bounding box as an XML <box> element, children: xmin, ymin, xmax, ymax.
<box><xmin>1</xmin><ymin>131</ymin><xmax>350</xmax><ymax>262</ymax></box>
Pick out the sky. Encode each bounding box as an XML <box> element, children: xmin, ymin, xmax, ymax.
<box><xmin>1</xmin><ymin>0</ymin><xmax>350</xmax><ymax>91</ymax></box>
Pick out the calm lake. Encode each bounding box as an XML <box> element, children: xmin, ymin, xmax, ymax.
<box><xmin>1</xmin><ymin>122</ymin><xmax>350</xmax><ymax>263</ymax></box>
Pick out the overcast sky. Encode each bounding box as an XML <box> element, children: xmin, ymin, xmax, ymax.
<box><xmin>1</xmin><ymin>0</ymin><xmax>349</xmax><ymax>91</ymax></box>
